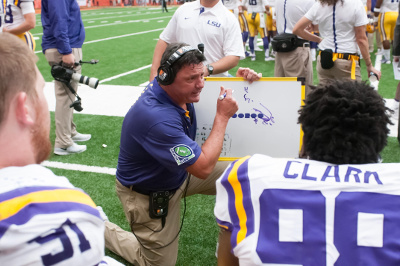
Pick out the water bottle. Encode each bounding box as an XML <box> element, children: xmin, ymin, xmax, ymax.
<box><xmin>369</xmin><ymin>72</ymin><xmax>378</xmax><ymax>82</ymax></box>
<box><xmin>369</xmin><ymin>72</ymin><xmax>379</xmax><ymax>90</ymax></box>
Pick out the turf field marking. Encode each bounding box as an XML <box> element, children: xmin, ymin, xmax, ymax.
<box><xmin>33</xmin><ymin>16</ymin><xmax>171</xmax><ymax>36</ymax></box>
<box><xmin>100</xmin><ymin>64</ymin><xmax>152</xmax><ymax>83</ymax></box>
<box><xmin>42</xmin><ymin>160</ymin><xmax>116</xmax><ymax>175</ymax></box>
<box><xmin>34</xmin><ymin>28</ymin><xmax>163</xmax><ymax>54</ymax></box>
<box><xmin>84</xmin><ymin>28</ymin><xmax>163</xmax><ymax>44</ymax></box>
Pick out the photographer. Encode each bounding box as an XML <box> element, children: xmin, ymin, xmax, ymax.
<box><xmin>41</xmin><ymin>0</ymin><xmax>91</xmax><ymax>155</ymax></box>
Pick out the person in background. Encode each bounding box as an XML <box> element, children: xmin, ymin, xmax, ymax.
<box><xmin>41</xmin><ymin>0</ymin><xmax>92</xmax><ymax>156</ymax></box>
<box><xmin>293</xmin><ymin>0</ymin><xmax>380</xmax><ymax>85</ymax></box>
<box><xmin>390</xmin><ymin>0</ymin><xmax>400</xmax><ymax>118</ymax></box>
<box><xmin>223</xmin><ymin>0</ymin><xmax>249</xmax><ymax>56</ymax></box>
<box><xmin>265</xmin><ymin>0</ymin><xmax>277</xmax><ymax>57</ymax></box>
<box><xmin>149</xmin><ymin>0</ymin><xmax>245</xmax><ymax>80</ymax></box>
<box><xmin>241</xmin><ymin>0</ymin><xmax>274</xmax><ymax>61</ymax></box>
<box><xmin>273</xmin><ymin>0</ymin><xmax>314</xmax><ymax>96</ymax></box>
<box><xmin>215</xmin><ymin>79</ymin><xmax>396</xmax><ymax>265</ymax></box>
<box><xmin>370</xmin><ymin>0</ymin><xmax>384</xmax><ymax>54</ymax></box>
<box><xmin>374</xmin><ymin>0</ymin><xmax>399</xmax><ymax>64</ymax></box>
<box><xmin>161</xmin><ymin>0</ymin><xmax>168</xmax><ymax>12</ymax></box>
<box><xmin>1</xmin><ymin>0</ymin><xmax>36</xmax><ymax>50</ymax></box>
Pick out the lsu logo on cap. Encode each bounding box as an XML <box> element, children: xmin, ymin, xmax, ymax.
<box><xmin>170</xmin><ymin>144</ymin><xmax>195</xmax><ymax>165</ymax></box>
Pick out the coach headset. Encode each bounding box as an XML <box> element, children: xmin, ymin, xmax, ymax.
<box><xmin>157</xmin><ymin>43</ymin><xmax>204</xmax><ymax>85</ymax></box>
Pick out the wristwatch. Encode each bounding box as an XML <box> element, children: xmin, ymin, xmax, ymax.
<box><xmin>206</xmin><ymin>64</ymin><xmax>214</xmax><ymax>75</ymax></box>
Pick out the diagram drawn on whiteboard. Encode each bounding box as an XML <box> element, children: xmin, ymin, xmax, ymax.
<box><xmin>194</xmin><ymin>77</ymin><xmax>305</xmax><ymax>159</ymax></box>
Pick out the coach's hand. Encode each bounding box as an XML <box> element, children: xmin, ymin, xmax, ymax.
<box><xmin>236</xmin><ymin>67</ymin><xmax>262</xmax><ymax>84</ymax></box>
<box><xmin>217</xmin><ymin>86</ymin><xmax>238</xmax><ymax>120</ymax></box>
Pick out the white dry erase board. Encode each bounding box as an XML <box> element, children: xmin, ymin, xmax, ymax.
<box><xmin>194</xmin><ymin>77</ymin><xmax>305</xmax><ymax>160</ymax></box>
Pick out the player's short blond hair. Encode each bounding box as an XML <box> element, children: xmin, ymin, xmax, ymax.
<box><xmin>0</xmin><ymin>33</ymin><xmax>38</xmax><ymax>127</ymax></box>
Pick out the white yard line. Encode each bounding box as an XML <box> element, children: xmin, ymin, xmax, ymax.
<box><xmin>34</xmin><ymin>28</ymin><xmax>163</xmax><ymax>53</ymax></box>
<box><xmin>100</xmin><ymin>64</ymin><xmax>152</xmax><ymax>83</ymax></box>
<box><xmin>81</xmin><ymin>12</ymin><xmax>166</xmax><ymax>22</ymax></box>
<box><xmin>84</xmin><ymin>28</ymin><xmax>163</xmax><ymax>44</ymax></box>
<box><xmin>33</xmin><ymin>16</ymin><xmax>170</xmax><ymax>36</ymax></box>
<box><xmin>41</xmin><ymin>161</ymin><xmax>116</xmax><ymax>175</ymax></box>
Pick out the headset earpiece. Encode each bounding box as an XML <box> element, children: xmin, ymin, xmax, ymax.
<box><xmin>157</xmin><ymin>45</ymin><xmax>197</xmax><ymax>86</ymax></box>
<box><xmin>157</xmin><ymin>64</ymin><xmax>175</xmax><ymax>86</ymax></box>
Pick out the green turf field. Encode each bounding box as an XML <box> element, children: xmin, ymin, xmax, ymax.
<box><xmin>33</xmin><ymin>6</ymin><xmax>400</xmax><ymax>265</ymax></box>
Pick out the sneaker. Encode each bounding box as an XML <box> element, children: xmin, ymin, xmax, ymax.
<box><xmin>254</xmin><ymin>46</ymin><xmax>262</xmax><ymax>51</ymax></box>
<box><xmin>245</xmin><ymin>51</ymin><xmax>251</xmax><ymax>57</ymax></box>
<box><xmin>96</xmin><ymin>206</ymin><xmax>109</xmax><ymax>222</ymax></box>
<box><xmin>251</xmin><ymin>55</ymin><xmax>256</xmax><ymax>61</ymax></box>
<box><xmin>54</xmin><ymin>143</ymin><xmax>87</xmax><ymax>155</ymax></box>
<box><xmin>381</xmin><ymin>58</ymin><xmax>391</xmax><ymax>64</ymax></box>
<box><xmin>265</xmin><ymin>56</ymin><xmax>275</xmax><ymax>61</ymax></box>
<box><xmin>72</xmin><ymin>132</ymin><xmax>91</xmax><ymax>142</ymax></box>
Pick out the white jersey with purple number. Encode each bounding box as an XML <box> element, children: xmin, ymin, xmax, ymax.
<box><xmin>215</xmin><ymin>154</ymin><xmax>400</xmax><ymax>265</ymax></box>
<box><xmin>242</xmin><ymin>0</ymin><xmax>268</xmax><ymax>14</ymax></box>
<box><xmin>2</xmin><ymin>0</ymin><xmax>34</xmax><ymax>29</ymax></box>
<box><xmin>0</xmin><ymin>165</ymin><xmax>105</xmax><ymax>266</ymax></box>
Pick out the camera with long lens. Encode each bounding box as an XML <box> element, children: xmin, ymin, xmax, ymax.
<box><xmin>51</xmin><ymin>60</ymin><xmax>99</xmax><ymax>112</ymax></box>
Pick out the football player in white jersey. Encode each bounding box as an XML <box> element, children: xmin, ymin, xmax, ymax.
<box><xmin>215</xmin><ymin>80</ymin><xmax>397</xmax><ymax>265</ymax></box>
<box><xmin>374</xmin><ymin>0</ymin><xmax>399</xmax><ymax>63</ymax></box>
<box><xmin>241</xmin><ymin>0</ymin><xmax>274</xmax><ymax>61</ymax></box>
<box><xmin>0</xmin><ymin>33</ymin><xmax>122</xmax><ymax>266</ymax></box>
<box><xmin>223</xmin><ymin>0</ymin><xmax>250</xmax><ymax>54</ymax></box>
<box><xmin>1</xmin><ymin>0</ymin><xmax>36</xmax><ymax>50</ymax></box>
<box><xmin>265</xmin><ymin>0</ymin><xmax>276</xmax><ymax>55</ymax></box>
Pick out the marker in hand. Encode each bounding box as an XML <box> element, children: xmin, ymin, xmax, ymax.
<box><xmin>219</xmin><ymin>90</ymin><xmax>234</xmax><ymax>100</ymax></box>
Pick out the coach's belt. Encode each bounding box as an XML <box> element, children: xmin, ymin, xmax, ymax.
<box><xmin>125</xmin><ymin>185</ymin><xmax>153</xmax><ymax>195</ymax></box>
<box><xmin>319</xmin><ymin>51</ymin><xmax>360</xmax><ymax>80</ymax></box>
<box><xmin>126</xmin><ymin>185</ymin><xmax>175</xmax><ymax>196</ymax></box>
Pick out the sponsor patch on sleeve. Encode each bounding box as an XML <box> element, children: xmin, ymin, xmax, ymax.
<box><xmin>170</xmin><ymin>144</ymin><xmax>195</xmax><ymax>166</ymax></box>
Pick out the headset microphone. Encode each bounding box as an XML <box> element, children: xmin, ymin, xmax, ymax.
<box><xmin>198</xmin><ymin>43</ymin><xmax>204</xmax><ymax>54</ymax></box>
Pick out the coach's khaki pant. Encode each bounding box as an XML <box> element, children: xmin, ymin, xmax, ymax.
<box><xmin>316</xmin><ymin>55</ymin><xmax>362</xmax><ymax>86</ymax></box>
<box><xmin>44</xmin><ymin>48</ymin><xmax>82</xmax><ymax>149</ymax></box>
<box><xmin>274</xmin><ymin>46</ymin><xmax>313</xmax><ymax>97</ymax></box>
<box><xmin>104</xmin><ymin>161</ymin><xmax>231</xmax><ymax>266</ymax></box>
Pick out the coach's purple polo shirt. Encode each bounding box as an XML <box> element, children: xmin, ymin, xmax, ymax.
<box><xmin>116</xmin><ymin>78</ymin><xmax>201</xmax><ymax>192</ymax></box>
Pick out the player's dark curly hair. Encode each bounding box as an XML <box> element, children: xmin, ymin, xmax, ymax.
<box><xmin>159</xmin><ymin>42</ymin><xmax>206</xmax><ymax>81</ymax></box>
<box><xmin>298</xmin><ymin>80</ymin><xmax>392</xmax><ymax>164</ymax></box>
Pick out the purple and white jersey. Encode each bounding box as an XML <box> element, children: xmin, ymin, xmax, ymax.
<box><xmin>1</xmin><ymin>0</ymin><xmax>35</xmax><ymax>30</ymax></box>
<box><xmin>0</xmin><ymin>164</ymin><xmax>105</xmax><ymax>265</ymax></box>
<box><xmin>215</xmin><ymin>154</ymin><xmax>400</xmax><ymax>265</ymax></box>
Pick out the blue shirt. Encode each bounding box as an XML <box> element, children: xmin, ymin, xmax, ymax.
<box><xmin>41</xmin><ymin>0</ymin><xmax>85</xmax><ymax>54</ymax></box>
<box><xmin>116</xmin><ymin>78</ymin><xmax>202</xmax><ymax>192</ymax></box>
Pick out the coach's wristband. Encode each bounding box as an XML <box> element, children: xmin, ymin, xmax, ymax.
<box><xmin>374</xmin><ymin>7</ymin><xmax>381</xmax><ymax>12</ymax></box>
